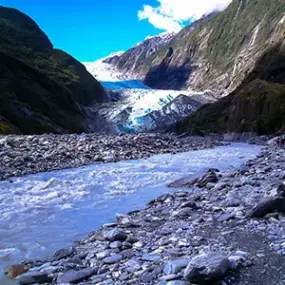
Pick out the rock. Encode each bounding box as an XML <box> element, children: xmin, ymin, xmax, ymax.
<box><xmin>180</xmin><ymin>201</ymin><xmax>198</xmax><ymax>209</ymax></box>
<box><xmin>125</xmin><ymin>259</ymin><xmax>141</xmax><ymax>272</ymax></box>
<box><xmin>142</xmin><ymin>254</ymin><xmax>161</xmax><ymax>261</ymax></box>
<box><xmin>167</xmin><ymin>281</ymin><xmax>188</xmax><ymax>285</ymax></box>
<box><xmin>57</xmin><ymin>268</ymin><xmax>97</xmax><ymax>284</ymax></box>
<box><xmin>217</xmin><ymin>212</ymin><xmax>236</xmax><ymax>222</ymax></box>
<box><xmin>103</xmin><ymin>228</ymin><xmax>128</xmax><ymax>241</ymax></box>
<box><xmin>52</xmin><ymin>247</ymin><xmax>74</xmax><ymax>260</ymax></box>
<box><xmin>277</xmin><ymin>183</ymin><xmax>285</xmax><ymax>197</ymax></box>
<box><xmin>110</xmin><ymin>241</ymin><xmax>122</xmax><ymax>249</ymax></box>
<box><xmin>196</xmin><ymin>170</ymin><xmax>219</xmax><ymax>188</ymax></box>
<box><xmin>172</xmin><ymin>207</ymin><xmax>193</xmax><ymax>218</ymax></box>
<box><xmin>184</xmin><ymin>252</ymin><xmax>230</xmax><ymax>284</ymax></box>
<box><xmin>8</xmin><ymin>264</ymin><xmax>31</xmax><ymax>280</ymax></box>
<box><xmin>17</xmin><ymin>271</ymin><xmax>52</xmax><ymax>285</ymax></box>
<box><xmin>163</xmin><ymin>259</ymin><xmax>190</xmax><ymax>275</ymax></box>
<box><xmin>168</xmin><ymin>176</ymin><xmax>198</xmax><ymax>188</ymax></box>
<box><xmin>103</xmin><ymin>254</ymin><xmax>122</xmax><ymax>264</ymax></box>
<box><xmin>250</xmin><ymin>197</ymin><xmax>285</xmax><ymax>218</ymax></box>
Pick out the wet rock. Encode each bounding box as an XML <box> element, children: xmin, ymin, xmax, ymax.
<box><xmin>168</xmin><ymin>176</ymin><xmax>198</xmax><ymax>188</ymax></box>
<box><xmin>184</xmin><ymin>252</ymin><xmax>230</xmax><ymax>284</ymax></box>
<box><xmin>52</xmin><ymin>247</ymin><xmax>74</xmax><ymax>260</ymax></box>
<box><xmin>163</xmin><ymin>259</ymin><xmax>190</xmax><ymax>275</ymax></box>
<box><xmin>57</xmin><ymin>268</ymin><xmax>97</xmax><ymax>284</ymax></box>
<box><xmin>250</xmin><ymin>197</ymin><xmax>285</xmax><ymax>218</ymax></box>
<box><xmin>196</xmin><ymin>170</ymin><xmax>219</xmax><ymax>188</ymax></box>
<box><xmin>17</xmin><ymin>271</ymin><xmax>52</xmax><ymax>285</ymax></box>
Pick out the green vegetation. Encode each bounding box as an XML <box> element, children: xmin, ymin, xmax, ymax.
<box><xmin>140</xmin><ymin>0</ymin><xmax>285</xmax><ymax>91</ymax></box>
<box><xmin>175</xmin><ymin>80</ymin><xmax>285</xmax><ymax>135</ymax></box>
<box><xmin>0</xmin><ymin>6</ymin><xmax>106</xmax><ymax>134</ymax></box>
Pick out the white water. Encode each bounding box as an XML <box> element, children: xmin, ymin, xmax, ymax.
<box><xmin>0</xmin><ymin>143</ymin><xmax>261</xmax><ymax>283</ymax></box>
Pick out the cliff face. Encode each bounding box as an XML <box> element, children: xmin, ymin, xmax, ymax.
<box><xmin>142</xmin><ymin>0</ymin><xmax>285</xmax><ymax>94</ymax></box>
<box><xmin>0</xmin><ymin>6</ymin><xmax>106</xmax><ymax>134</ymax></box>
<box><xmin>174</xmin><ymin>42</ymin><xmax>285</xmax><ymax>135</ymax></box>
<box><xmin>111</xmin><ymin>32</ymin><xmax>175</xmax><ymax>79</ymax></box>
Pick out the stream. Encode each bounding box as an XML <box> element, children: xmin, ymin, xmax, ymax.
<box><xmin>0</xmin><ymin>143</ymin><xmax>261</xmax><ymax>284</ymax></box>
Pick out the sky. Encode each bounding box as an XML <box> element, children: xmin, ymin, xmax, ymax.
<box><xmin>1</xmin><ymin>0</ymin><xmax>232</xmax><ymax>62</ymax></box>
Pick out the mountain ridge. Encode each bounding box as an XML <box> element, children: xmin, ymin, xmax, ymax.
<box><xmin>0</xmin><ymin>6</ymin><xmax>106</xmax><ymax>134</ymax></box>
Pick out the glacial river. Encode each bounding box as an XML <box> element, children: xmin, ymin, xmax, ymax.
<box><xmin>0</xmin><ymin>143</ymin><xmax>261</xmax><ymax>284</ymax></box>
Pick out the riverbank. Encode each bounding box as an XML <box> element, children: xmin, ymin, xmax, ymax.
<box><xmin>7</xmin><ymin>144</ymin><xmax>285</xmax><ymax>284</ymax></box>
<box><xmin>0</xmin><ymin>133</ymin><xmax>222</xmax><ymax>181</ymax></box>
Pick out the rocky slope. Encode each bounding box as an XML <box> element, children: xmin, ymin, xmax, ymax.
<box><xmin>174</xmin><ymin>42</ymin><xmax>285</xmax><ymax>135</ymax></box>
<box><xmin>141</xmin><ymin>0</ymin><xmax>285</xmax><ymax>94</ymax></box>
<box><xmin>84</xmin><ymin>32</ymin><xmax>175</xmax><ymax>81</ymax></box>
<box><xmin>0</xmin><ymin>6</ymin><xmax>106</xmax><ymax>134</ymax></box>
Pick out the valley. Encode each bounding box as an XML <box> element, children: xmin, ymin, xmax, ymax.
<box><xmin>1</xmin><ymin>0</ymin><xmax>285</xmax><ymax>284</ymax></box>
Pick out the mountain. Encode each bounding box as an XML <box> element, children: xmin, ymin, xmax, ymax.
<box><xmin>84</xmin><ymin>32</ymin><xmax>175</xmax><ymax>82</ymax></box>
<box><xmin>174</xmin><ymin>41</ymin><xmax>285</xmax><ymax>135</ymax></box>
<box><xmin>0</xmin><ymin>6</ymin><xmax>106</xmax><ymax>134</ymax></box>
<box><xmin>140</xmin><ymin>0</ymin><xmax>285</xmax><ymax>95</ymax></box>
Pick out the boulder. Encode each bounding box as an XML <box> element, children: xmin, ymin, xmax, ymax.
<box><xmin>184</xmin><ymin>252</ymin><xmax>230</xmax><ymax>284</ymax></box>
<box><xmin>57</xmin><ymin>268</ymin><xmax>97</xmax><ymax>284</ymax></box>
<box><xmin>17</xmin><ymin>271</ymin><xmax>52</xmax><ymax>285</ymax></box>
<box><xmin>250</xmin><ymin>197</ymin><xmax>285</xmax><ymax>218</ymax></box>
<box><xmin>52</xmin><ymin>247</ymin><xmax>73</xmax><ymax>260</ymax></box>
<box><xmin>103</xmin><ymin>228</ymin><xmax>128</xmax><ymax>241</ymax></box>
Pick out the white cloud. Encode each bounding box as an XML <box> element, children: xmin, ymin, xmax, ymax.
<box><xmin>138</xmin><ymin>0</ymin><xmax>232</xmax><ymax>32</ymax></box>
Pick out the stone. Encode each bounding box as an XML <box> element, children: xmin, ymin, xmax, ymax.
<box><xmin>167</xmin><ymin>281</ymin><xmax>188</xmax><ymax>285</ymax></box>
<box><xmin>184</xmin><ymin>252</ymin><xmax>230</xmax><ymax>284</ymax></box>
<box><xmin>8</xmin><ymin>264</ymin><xmax>31</xmax><ymax>280</ymax></box>
<box><xmin>196</xmin><ymin>170</ymin><xmax>219</xmax><ymax>188</ymax></box>
<box><xmin>125</xmin><ymin>259</ymin><xmax>141</xmax><ymax>272</ymax></box>
<box><xmin>52</xmin><ymin>247</ymin><xmax>74</xmax><ymax>260</ymax></box>
<box><xmin>17</xmin><ymin>271</ymin><xmax>52</xmax><ymax>285</ymax></box>
<box><xmin>217</xmin><ymin>212</ymin><xmax>235</xmax><ymax>222</ymax></box>
<box><xmin>103</xmin><ymin>228</ymin><xmax>128</xmax><ymax>242</ymax></box>
<box><xmin>163</xmin><ymin>259</ymin><xmax>190</xmax><ymax>275</ymax></box>
<box><xmin>277</xmin><ymin>183</ymin><xmax>285</xmax><ymax>197</ymax></box>
<box><xmin>250</xmin><ymin>197</ymin><xmax>285</xmax><ymax>218</ymax></box>
<box><xmin>110</xmin><ymin>241</ymin><xmax>122</xmax><ymax>249</ymax></box>
<box><xmin>168</xmin><ymin>176</ymin><xmax>198</xmax><ymax>188</ymax></box>
<box><xmin>103</xmin><ymin>254</ymin><xmax>122</xmax><ymax>264</ymax></box>
<box><xmin>142</xmin><ymin>254</ymin><xmax>161</xmax><ymax>261</ymax></box>
<box><xmin>57</xmin><ymin>268</ymin><xmax>97</xmax><ymax>284</ymax></box>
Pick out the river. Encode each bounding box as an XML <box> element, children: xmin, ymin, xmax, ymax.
<box><xmin>0</xmin><ymin>143</ymin><xmax>261</xmax><ymax>284</ymax></box>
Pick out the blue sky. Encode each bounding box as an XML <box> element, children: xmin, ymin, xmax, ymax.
<box><xmin>1</xmin><ymin>0</ymin><xmax>231</xmax><ymax>62</ymax></box>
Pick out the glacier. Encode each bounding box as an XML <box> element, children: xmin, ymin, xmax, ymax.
<box><xmin>83</xmin><ymin>52</ymin><xmax>217</xmax><ymax>133</ymax></box>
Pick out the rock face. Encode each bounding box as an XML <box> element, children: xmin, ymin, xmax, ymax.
<box><xmin>142</xmin><ymin>0</ymin><xmax>285</xmax><ymax>94</ymax></box>
<box><xmin>174</xmin><ymin>44</ymin><xmax>285</xmax><ymax>135</ymax></box>
<box><xmin>0</xmin><ymin>6</ymin><xmax>106</xmax><ymax>135</ymax></box>
<box><xmin>111</xmin><ymin>32</ymin><xmax>175</xmax><ymax>79</ymax></box>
